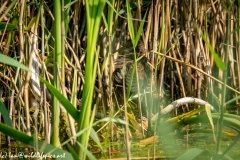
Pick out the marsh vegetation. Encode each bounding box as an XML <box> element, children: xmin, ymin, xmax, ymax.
<box><xmin>0</xmin><ymin>0</ymin><xmax>240</xmax><ymax>159</ymax></box>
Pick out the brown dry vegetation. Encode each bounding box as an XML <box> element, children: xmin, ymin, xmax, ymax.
<box><xmin>0</xmin><ymin>0</ymin><xmax>240</xmax><ymax>159</ymax></box>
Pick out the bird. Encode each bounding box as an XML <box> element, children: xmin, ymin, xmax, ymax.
<box><xmin>113</xmin><ymin>40</ymin><xmax>151</xmax><ymax>100</ymax></box>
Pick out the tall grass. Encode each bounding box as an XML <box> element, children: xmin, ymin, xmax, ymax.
<box><xmin>0</xmin><ymin>0</ymin><xmax>240</xmax><ymax>159</ymax></box>
<box><xmin>76</xmin><ymin>0</ymin><xmax>105</xmax><ymax>159</ymax></box>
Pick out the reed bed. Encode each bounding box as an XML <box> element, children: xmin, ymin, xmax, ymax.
<box><xmin>0</xmin><ymin>0</ymin><xmax>240</xmax><ymax>159</ymax></box>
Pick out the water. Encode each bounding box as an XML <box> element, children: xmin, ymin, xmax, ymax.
<box><xmin>96</xmin><ymin>124</ymin><xmax>240</xmax><ymax>160</ymax></box>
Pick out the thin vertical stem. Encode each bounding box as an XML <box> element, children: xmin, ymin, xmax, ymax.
<box><xmin>40</xmin><ymin>0</ymin><xmax>49</xmax><ymax>143</ymax></box>
<box><xmin>123</xmin><ymin>57</ymin><xmax>131</xmax><ymax>160</ymax></box>
<box><xmin>216</xmin><ymin>3</ymin><xmax>232</xmax><ymax>154</ymax></box>
<box><xmin>51</xmin><ymin>0</ymin><xmax>62</xmax><ymax>147</ymax></box>
<box><xmin>61</xmin><ymin>0</ymin><xmax>65</xmax><ymax>84</ymax></box>
<box><xmin>19</xmin><ymin>0</ymin><xmax>31</xmax><ymax>136</ymax></box>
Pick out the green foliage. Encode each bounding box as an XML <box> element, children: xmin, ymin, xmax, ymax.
<box><xmin>175</xmin><ymin>148</ymin><xmax>210</xmax><ymax>160</ymax></box>
<box><xmin>0</xmin><ymin>122</ymin><xmax>74</xmax><ymax>159</ymax></box>
<box><xmin>1</xmin><ymin>0</ymin><xmax>240</xmax><ymax>159</ymax></box>
<box><xmin>0</xmin><ymin>22</ymin><xmax>17</xmax><ymax>31</ymax></box>
<box><xmin>51</xmin><ymin>0</ymin><xmax>62</xmax><ymax>147</ymax></box>
<box><xmin>0</xmin><ymin>101</ymin><xmax>12</xmax><ymax>127</ymax></box>
<box><xmin>118</xmin><ymin>0</ymin><xmax>151</xmax><ymax>14</ymax></box>
<box><xmin>200</xmin><ymin>32</ymin><xmax>227</xmax><ymax>71</ymax></box>
<box><xmin>39</xmin><ymin>77</ymin><xmax>80</xmax><ymax>121</ymax></box>
<box><xmin>126</xmin><ymin>0</ymin><xmax>135</xmax><ymax>44</ymax></box>
<box><xmin>0</xmin><ymin>54</ymin><xmax>30</xmax><ymax>71</ymax></box>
